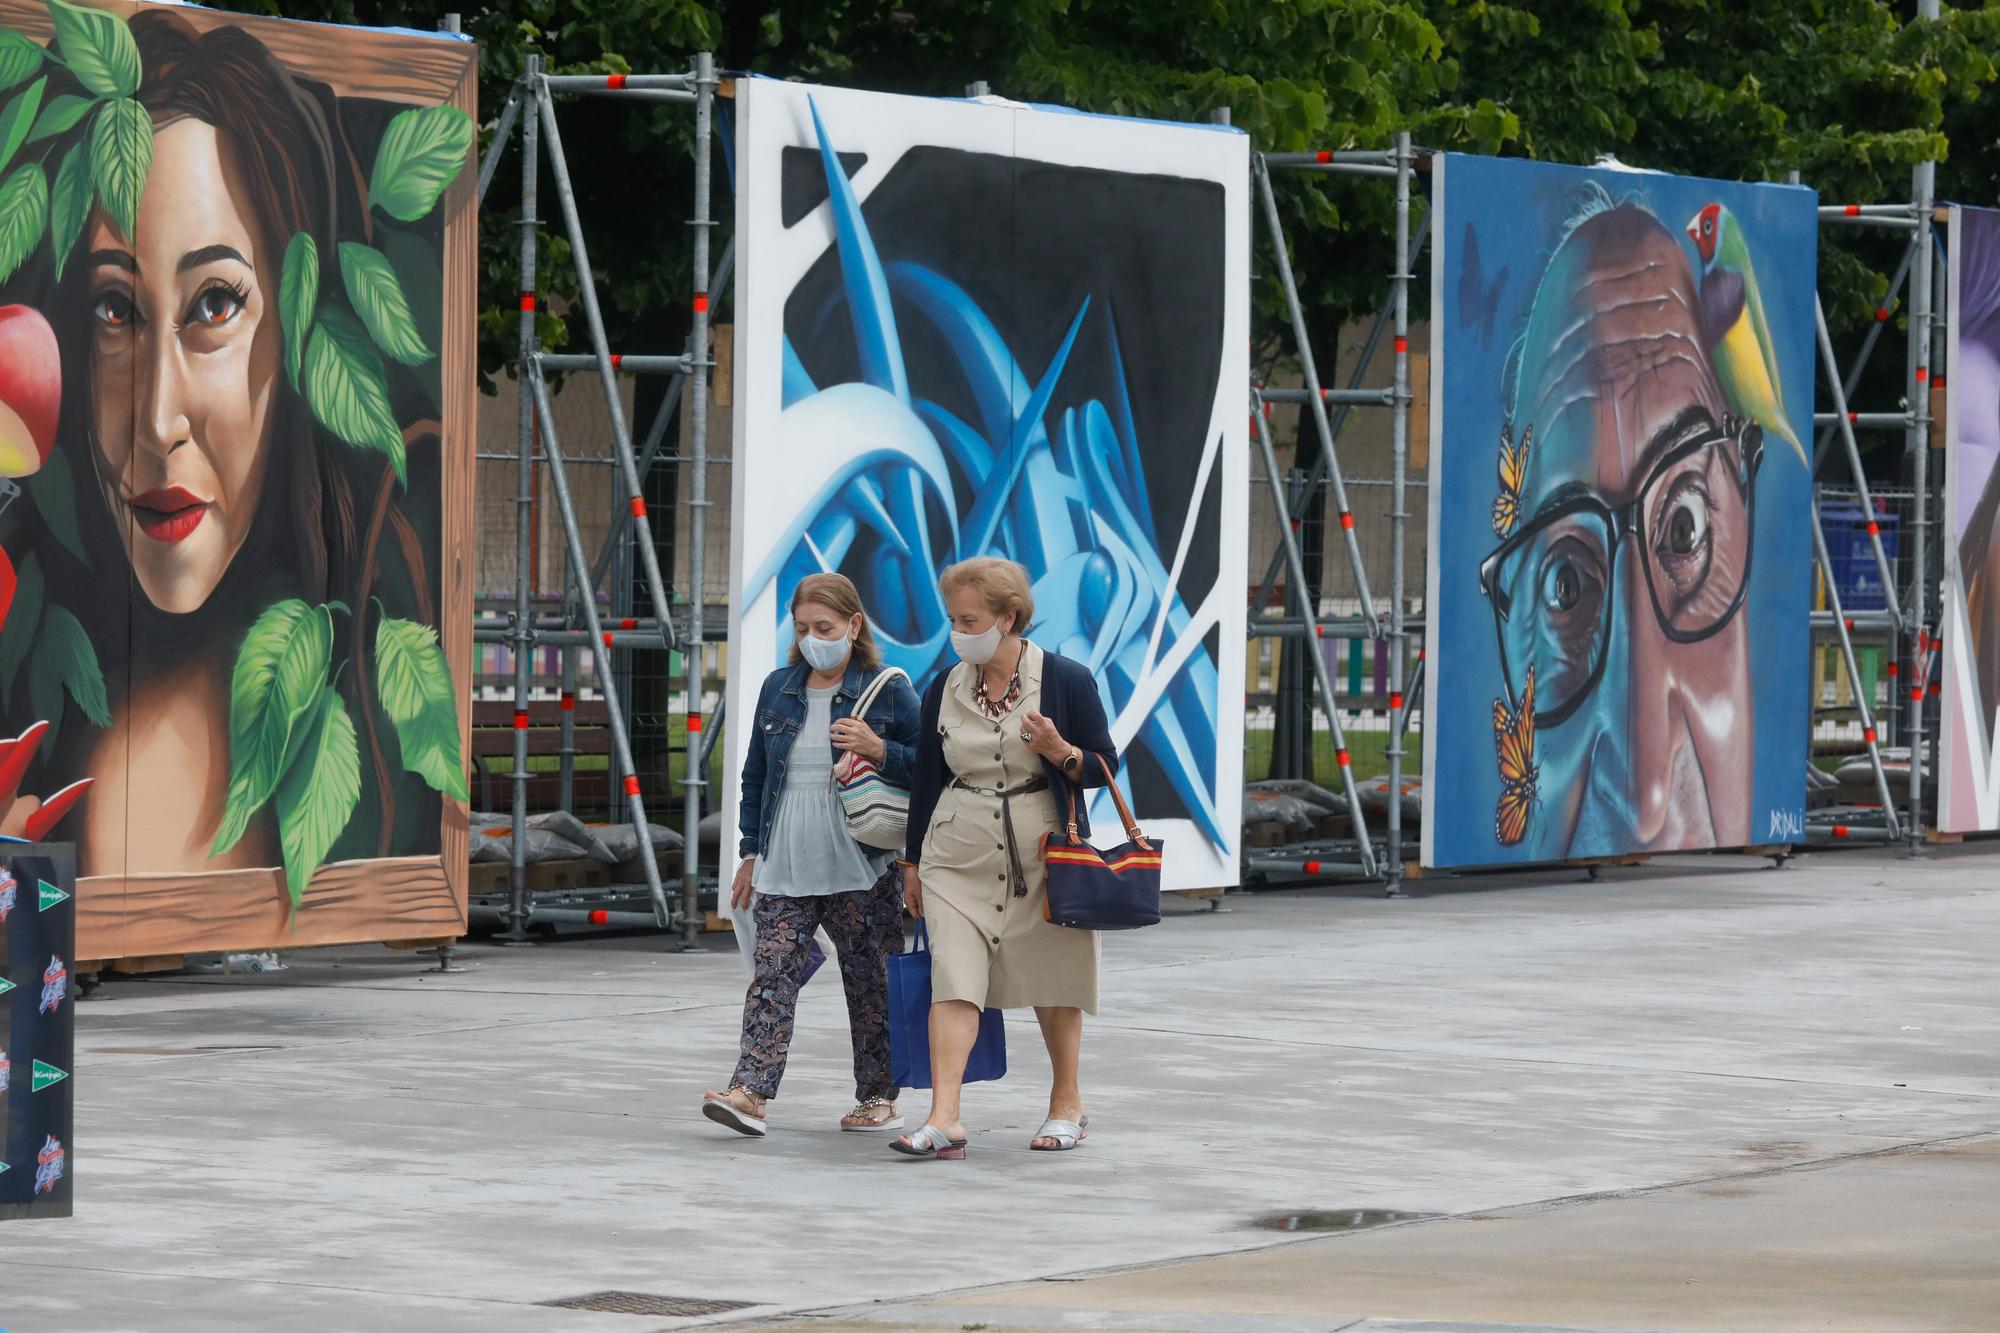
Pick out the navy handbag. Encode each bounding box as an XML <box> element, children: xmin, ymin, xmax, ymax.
<box><xmin>887</xmin><ymin>921</ymin><xmax>1007</xmax><ymax>1089</ymax></box>
<box><xmin>1042</xmin><ymin>755</ymin><xmax>1164</xmax><ymax>930</ymax></box>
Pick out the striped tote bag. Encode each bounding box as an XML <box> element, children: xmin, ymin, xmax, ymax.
<box><xmin>832</xmin><ymin>668</ymin><xmax>911</xmax><ymax>849</ymax></box>
<box><xmin>1042</xmin><ymin>754</ymin><xmax>1164</xmax><ymax>929</ymax></box>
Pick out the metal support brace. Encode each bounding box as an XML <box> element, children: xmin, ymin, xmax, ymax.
<box><xmin>528</xmin><ymin>366</ymin><xmax>675</xmax><ymax>927</ymax></box>
<box><xmin>1815</xmin><ymin>296</ymin><xmax>1905</xmax><ymax>631</ymax></box>
<box><xmin>1811</xmin><ymin>239</ymin><xmax>1916</xmax><ymax>473</ymax></box>
<box><xmin>533</xmin><ymin>80</ymin><xmax>682</xmax><ymax>656</ymax></box>
<box><xmin>1249</xmin><ymin>202</ymin><xmax>1429</xmax><ymax>618</ymax></box>
<box><xmin>1252</xmin><ymin>151</ymin><xmax>1381</xmax><ymax>636</ymax></box>
<box><xmin>1811</xmin><ymin>508</ymin><xmax>1904</xmax><ymax>839</ymax></box>
<box><xmin>477</xmin><ymin>80</ymin><xmax>523</xmax><ymax>209</ymax></box>
<box><xmin>1252</xmin><ymin>386</ymin><xmax>1379</xmax><ymax>877</ymax></box>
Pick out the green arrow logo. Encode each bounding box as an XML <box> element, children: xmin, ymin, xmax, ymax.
<box><xmin>38</xmin><ymin>880</ymin><xmax>68</xmax><ymax>911</ymax></box>
<box><xmin>31</xmin><ymin>1059</ymin><xmax>66</xmax><ymax>1092</ymax></box>
<box><xmin>0</xmin><ymin>1160</ymin><xmax>9</xmax><ymax>1175</ymax></box>
<box><xmin>0</xmin><ymin>976</ymin><xmax>13</xmax><ymax>997</ymax></box>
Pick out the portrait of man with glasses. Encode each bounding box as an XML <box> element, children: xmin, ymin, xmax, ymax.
<box><xmin>1425</xmin><ymin>161</ymin><xmax>1816</xmax><ymax>868</ymax></box>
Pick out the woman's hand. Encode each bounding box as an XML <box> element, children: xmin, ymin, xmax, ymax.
<box><xmin>730</xmin><ymin>859</ymin><xmax>757</xmax><ymax>911</ymax></box>
<box><xmin>902</xmin><ymin>863</ymin><xmax>923</xmax><ymax>918</ymax></box>
<box><xmin>830</xmin><ymin>716</ymin><xmax>887</xmax><ymax>763</ymax></box>
<box><xmin>1019</xmin><ymin>710</ymin><xmax>1072</xmax><ymax>767</ymax></box>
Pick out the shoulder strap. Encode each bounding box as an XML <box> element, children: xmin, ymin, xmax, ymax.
<box><xmin>1065</xmin><ymin>753</ymin><xmax>1149</xmax><ymax>850</ymax></box>
<box><xmin>851</xmin><ymin>666</ymin><xmax>909</xmax><ymax>722</ymax></box>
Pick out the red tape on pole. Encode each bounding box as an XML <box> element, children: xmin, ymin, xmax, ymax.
<box><xmin>688</xmin><ymin>713</ymin><xmax>704</xmax><ymax>734</ymax></box>
<box><xmin>623</xmin><ymin>775</ymin><xmax>641</xmax><ymax>797</ymax></box>
<box><xmin>1336</xmin><ymin>748</ymin><xmax>1350</xmax><ymax>767</ymax></box>
<box><xmin>560</xmin><ymin>693</ymin><xmax>575</xmax><ymax>712</ymax></box>
<box><xmin>519</xmin><ymin>293</ymin><xmax>536</xmax><ymax>312</ymax></box>
<box><xmin>693</xmin><ymin>293</ymin><xmax>710</xmax><ymax>313</ymax></box>
<box><xmin>1339</xmin><ymin>512</ymin><xmax>1354</xmax><ymax>530</ymax></box>
<box><xmin>629</xmin><ymin>496</ymin><xmax>647</xmax><ymax>518</ymax></box>
<box><xmin>1390</xmin><ymin>692</ymin><xmax>1404</xmax><ymax>710</ymax></box>
<box><xmin>607</xmin><ymin>73</ymin><xmax>627</xmax><ymax>90</ymax></box>
<box><xmin>513</xmin><ymin>711</ymin><xmax>529</xmax><ymax>730</ymax></box>
<box><xmin>1315</xmin><ymin>150</ymin><xmax>1331</xmax><ymax>164</ymax></box>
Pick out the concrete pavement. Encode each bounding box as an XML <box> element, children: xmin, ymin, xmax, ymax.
<box><xmin>0</xmin><ymin>845</ymin><xmax>1995</xmax><ymax>1331</ymax></box>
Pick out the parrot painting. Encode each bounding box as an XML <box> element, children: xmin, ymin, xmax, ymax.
<box><xmin>1687</xmin><ymin>202</ymin><xmax>1805</xmax><ymax>465</ymax></box>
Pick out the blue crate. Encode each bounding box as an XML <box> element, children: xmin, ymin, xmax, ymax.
<box><xmin>1819</xmin><ymin>502</ymin><xmax>1900</xmax><ymax>611</ymax></box>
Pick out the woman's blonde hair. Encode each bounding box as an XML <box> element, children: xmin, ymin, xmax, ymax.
<box><xmin>788</xmin><ymin>572</ymin><xmax>882</xmax><ymax>672</ymax></box>
<box><xmin>938</xmin><ymin>557</ymin><xmax>1035</xmax><ymax>635</ymax></box>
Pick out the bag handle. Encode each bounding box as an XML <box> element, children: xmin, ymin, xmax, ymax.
<box><xmin>849</xmin><ymin>666</ymin><xmax>908</xmax><ymax>723</ymax></box>
<box><xmin>1063</xmin><ymin>753</ymin><xmax>1150</xmax><ymax>850</ymax></box>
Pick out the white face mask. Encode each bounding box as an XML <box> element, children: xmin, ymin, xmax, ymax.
<box><xmin>799</xmin><ymin>632</ymin><xmax>851</xmax><ymax>672</ymax></box>
<box><xmin>951</xmin><ymin>624</ymin><xmax>1004</xmax><ymax>666</ymax></box>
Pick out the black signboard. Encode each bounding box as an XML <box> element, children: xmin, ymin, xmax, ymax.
<box><xmin>1</xmin><ymin>842</ymin><xmax>74</xmax><ymax>1219</ymax></box>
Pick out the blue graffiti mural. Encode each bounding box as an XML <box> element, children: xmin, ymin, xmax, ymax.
<box><xmin>744</xmin><ymin>98</ymin><xmax>1226</xmax><ymax>849</ymax></box>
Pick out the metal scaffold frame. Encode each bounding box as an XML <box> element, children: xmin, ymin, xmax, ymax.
<box><xmin>471</xmin><ymin>55</ymin><xmax>720</xmax><ymax>948</ymax></box>
<box><xmin>464</xmin><ymin>25</ymin><xmax>1960</xmax><ymax>937</ymax></box>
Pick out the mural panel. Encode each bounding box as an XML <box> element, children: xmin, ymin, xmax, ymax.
<box><xmin>729</xmin><ymin>80</ymin><xmax>1248</xmax><ymax>892</ymax></box>
<box><xmin>1423</xmin><ymin>155</ymin><xmax>1816</xmax><ymax>867</ymax></box>
<box><xmin>0</xmin><ymin>1</ymin><xmax>475</xmax><ymax>957</ymax></box>
<box><xmin>1940</xmin><ymin>205</ymin><xmax>2000</xmax><ymax>832</ymax></box>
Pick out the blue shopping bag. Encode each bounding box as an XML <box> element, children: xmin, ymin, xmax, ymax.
<box><xmin>887</xmin><ymin>921</ymin><xmax>1007</xmax><ymax>1089</ymax></box>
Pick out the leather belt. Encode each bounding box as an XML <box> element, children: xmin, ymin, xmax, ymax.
<box><xmin>950</xmin><ymin>775</ymin><xmax>1050</xmax><ymax>897</ymax></box>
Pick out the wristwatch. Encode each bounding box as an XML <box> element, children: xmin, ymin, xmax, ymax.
<box><xmin>1062</xmin><ymin>746</ymin><xmax>1082</xmax><ymax>775</ymax></box>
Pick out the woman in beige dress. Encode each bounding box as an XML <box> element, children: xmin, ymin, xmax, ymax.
<box><xmin>892</xmin><ymin>558</ymin><xmax>1120</xmax><ymax>1159</ymax></box>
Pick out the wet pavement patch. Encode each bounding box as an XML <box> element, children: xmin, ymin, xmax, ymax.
<box><xmin>1249</xmin><ymin>1208</ymin><xmax>1435</xmax><ymax>1232</ymax></box>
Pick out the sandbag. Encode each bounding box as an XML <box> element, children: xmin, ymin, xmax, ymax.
<box><xmin>591</xmin><ymin>821</ymin><xmax>685</xmax><ymax>861</ymax></box>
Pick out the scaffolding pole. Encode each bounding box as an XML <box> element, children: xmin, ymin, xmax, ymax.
<box><xmin>503</xmin><ymin>59</ymin><xmax>543</xmax><ymax>945</ymax></box>
<box><xmin>1384</xmin><ymin>131</ymin><xmax>1413</xmax><ymax>892</ymax></box>
<box><xmin>681</xmin><ymin>51</ymin><xmax>718</xmax><ymax>949</ymax></box>
<box><xmin>1904</xmin><ymin>140</ymin><xmax>1936</xmax><ymax>849</ymax></box>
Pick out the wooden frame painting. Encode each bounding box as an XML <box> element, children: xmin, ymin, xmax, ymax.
<box><xmin>0</xmin><ymin>1</ymin><xmax>475</xmax><ymax>960</ymax></box>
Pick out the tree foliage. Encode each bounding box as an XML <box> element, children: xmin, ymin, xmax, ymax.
<box><xmin>204</xmin><ymin>0</ymin><xmax>2000</xmax><ymax>415</ymax></box>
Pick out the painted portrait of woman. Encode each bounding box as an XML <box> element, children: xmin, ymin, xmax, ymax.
<box><xmin>0</xmin><ymin>0</ymin><xmax>475</xmax><ymax>958</ymax></box>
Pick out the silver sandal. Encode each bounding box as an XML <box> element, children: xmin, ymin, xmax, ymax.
<box><xmin>890</xmin><ymin>1124</ymin><xmax>967</xmax><ymax>1159</ymax></box>
<box><xmin>1029</xmin><ymin>1114</ymin><xmax>1088</xmax><ymax>1151</ymax></box>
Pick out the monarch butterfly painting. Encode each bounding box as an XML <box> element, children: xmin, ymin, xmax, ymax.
<box><xmin>1493</xmin><ymin>666</ymin><xmax>1538</xmax><ymax>846</ymax></box>
<box><xmin>1490</xmin><ymin>423</ymin><xmax>1531</xmax><ymax>538</ymax></box>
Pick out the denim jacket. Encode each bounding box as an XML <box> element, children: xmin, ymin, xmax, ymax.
<box><xmin>737</xmin><ymin>659</ymin><xmax>923</xmax><ymax>859</ymax></box>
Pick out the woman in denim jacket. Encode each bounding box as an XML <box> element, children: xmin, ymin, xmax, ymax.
<box><xmin>702</xmin><ymin>573</ymin><xmax>922</xmax><ymax>1137</ymax></box>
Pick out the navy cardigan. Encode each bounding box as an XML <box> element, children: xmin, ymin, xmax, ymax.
<box><xmin>903</xmin><ymin>648</ymin><xmax>1118</xmax><ymax>866</ymax></box>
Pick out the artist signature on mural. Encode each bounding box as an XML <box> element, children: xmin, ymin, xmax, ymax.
<box><xmin>1766</xmin><ymin>808</ymin><xmax>1804</xmax><ymax>842</ymax></box>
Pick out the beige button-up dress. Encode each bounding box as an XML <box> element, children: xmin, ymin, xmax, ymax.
<box><xmin>920</xmin><ymin>642</ymin><xmax>1100</xmax><ymax>1014</ymax></box>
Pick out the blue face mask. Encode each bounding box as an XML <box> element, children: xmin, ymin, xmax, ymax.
<box><xmin>799</xmin><ymin>632</ymin><xmax>851</xmax><ymax>672</ymax></box>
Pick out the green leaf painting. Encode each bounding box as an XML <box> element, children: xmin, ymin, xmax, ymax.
<box><xmin>212</xmin><ymin>600</ymin><xmax>333</xmax><ymax>858</ymax></box>
<box><xmin>46</xmin><ymin>140</ymin><xmax>89</xmax><ymax>281</ymax></box>
<box><xmin>0</xmin><ymin>75</ymin><xmax>45</xmax><ymax>174</ymax></box>
<box><xmin>303</xmin><ymin>307</ymin><xmax>407</xmax><ymax>483</ymax></box>
<box><xmin>0</xmin><ymin>160</ymin><xmax>47</xmax><ymax>286</ymax></box>
<box><xmin>43</xmin><ymin>603</ymin><xmax>108</xmax><ymax>728</ymax></box>
<box><xmin>0</xmin><ymin>31</ymin><xmax>43</xmax><ymax>91</ymax></box>
<box><xmin>367</xmin><ymin>104</ymin><xmax>472</xmax><ymax>222</ymax></box>
<box><xmin>0</xmin><ymin>549</ymin><xmax>43</xmax><ymax>704</ymax></box>
<box><xmin>280</xmin><ymin>231</ymin><xmax>318</xmax><ymax>389</ymax></box>
<box><xmin>88</xmin><ymin>97</ymin><xmax>151</xmax><ymax>242</ymax></box>
<box><xmin>273</xmin><ymin>686</ymin><xmax>360</xmax><ymax>908</ymax></box>
<box><xmin>48</xmin><ymin>0</ymin><xmax>140</xmax><ymax>99</ymax></box>
<box><xmin>376</xmin><ymin>616</ymin><xmax>467</xmax><ymax>802</ymax></box>
<box><xmin>27</xmin><ymin>627</ymin><xmax>61</xmax><ymax>747</ymax></box>
<box><xmin>339</xmin><ymin>241</ymin><xmax>430</xmax><ymax>365</ymax></box>
<box><xmin>24</xmin><ymin>444</ymin><xmax>88</xmax><ymax>567</ymax></box>
<box><xmin>25</xmin><ymin>93</ymin><xmax>91</xmax><ymax>147</ymax></box>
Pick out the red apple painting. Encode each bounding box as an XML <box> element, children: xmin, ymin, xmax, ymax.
<box><xmin>0</xmin><ymin>305</ymin><xmax>57</xmax><ymax>479</ymax></box>
<box><xmin>0</xmin><ymin>0</ymin><xmax>475</xmax><ymax>962</ymax></box>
